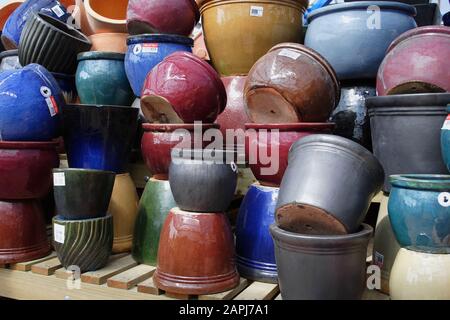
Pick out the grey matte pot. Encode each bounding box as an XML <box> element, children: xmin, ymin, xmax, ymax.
<box><xmin>270</xmin><ymin>223</ymin><xmax>373</xmax><ymax>300</ymax></box>
<box><xmin>276</xmin><ymin>134</ymin><xmax>384</xmax><ymax>235</ymax></box>
<box><xmin>367</xmin><ymin>93</ymin><xmax>450</xmax><ymax>192</ymax></box>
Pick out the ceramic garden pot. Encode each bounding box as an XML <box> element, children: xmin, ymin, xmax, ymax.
<box><xmin>388</xmin><ymin>175</ymin><xmax>450</xmax><ymax>253</ymax></box>
<box><xmin>127</xmin><ymin>0</ymin><xmax>199</xmax><ymax>36</ymax></box>
<box><xmin>76</xmin><ymin>51</ymin><xmax>134</xmax><ymax>106</ymax></box>
<box><xmin>88</xmin><ymin>32</ymin><xmax>127</xmax><ymax>53</ymax></box>
<box><xmin>83</xmin><ymin>0</ymin><xmax>128</xmax><ymax>33</ymax></box>
<box><xmin>132</xmin><ymin>177</ymin><xmax>176</xmax><ymax>265</ymax></box>
<box><xmin>0</xmin><ymin>141</ymin><xmax>58</xmax><ymax>199</ymax></box>
<box><xmin>244</xmin><ymin>43</ymin><xmax>340</xmax><ymax>123</ymax></box>
<box><xmin>0</xmin><ymin>64</ymin><xmax>64</xmax><ymax>141</ymax></box>
<box><xmin>154</xmin><ymin>208</ymin><xmax>239</xmax><ymax>295</ymax></box>
<box><xmin>61</xmin><ymin>104</ymin><xmax>139</xmax><ymax>173</ymax></box>
<box><xmin>169</xmin><ymin>149</ymin><xmax>238</xmax><ymax>212</ymax></box>
<box><xmin>199</xmin><ymin>0</ymin><xmax>307</xmax><ymax>76</ymax></box>
<box><xmin>442</xmin><ymin>106</ymin><xmax>450</xmax><ymax>172</ymax></box>
<box><xmin>0</xmin><ymin>199</ymin><xmax>50</xmax><ymax>264</ymax></box>
<box><xmin>0</xmin><ymin>2</ymin><xmax>23</xmax><ymax>31</ymax></box>
<box><xmin>108</xmin><ymin>172</ymin><xmax>139</xmax><ymax>253</ymax></box>
<box><xmin>413</xmin><ymin>3</ymin><xmax>441</xmax><ymax>27</ymax></box>
<box><xmin>389</xmin><ymin>248</ymin><xmax>450</xmax><ymax>300</ymax></box>
<box><xmin>305</xmin><ymin>1</ymin><xmax>417</xmax><ymax>80</ymax></box>
<box><xmin>0</xmin><ymin>49</ymin><xmax>21</xmax><ymax>71</ymax></box>
<box><xmin>2</xmin><ymin>0</ymin><xmax>70</xmax><ymax>50</ymax></box>
<box><xmin>53</xmin><ymin>215</ymin><xmax>113</xmax><ymax>272</ymax></box>
<box><xmin>235</xmin><ymin>183</ymin><xmax>278</xmax><ymax>283</ymax></box>
<box><xmin>367</xmin><ymin>93</ymin><xmax>450</xmax><ymax>192</ymax></box>
<box><xmin>52</xmin><ymin>168</ymin><xmax>115</xmax><ymax>220</ymax></box>
<box><xmin>270</xmin><ymin>223</ymin><xmax>372</xmax><ymax>300</ymax></box>
<box><xmin>245</xmin><ymin>123</ymin><xmax>334</xmax><ymax>187</ymax></box>
<box><xmin>377</xmin><ymin>26</ymin><xmax>450</xmax><ymax>96</ymax></box>
<box><xmin>141</xmin><ymin>51</ymin><xmax>227</xmax><ymax>124</ymax></box>
<box><xmin>193</xmin><ymin>31</ymin><xmax>209</xmax><ymax>60</ymax></box>
<box><xmin>276</xmin><ymin>134</ymin><xmax>384</xmax><ymax>235</ymax></box>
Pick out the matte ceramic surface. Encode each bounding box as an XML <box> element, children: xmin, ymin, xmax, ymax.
<box><xmin>61</xmin><ymin>104</ymin><xmax>139</xmax><ymax>173</ymax></box>
<box><xmin>127</xmin><ymin>0</ymin><xmax>199</xmax><ymax>36</ymax></box>
<box><xmin>270</xmin><ymin>223</ymin><xmax>373</xmax><ymax>300</ymax></box>
<box><xmin>276</xmin><ymin>134</ymin><xmax>384</xmax><ymax>235</ymax></box>
<box><xmin>0</xmin><ymin>64</ymin><xmax>64</xmax><ymax>141</ymax></box>
<box><xmin>53</xmin><ymin>215</ymin><xmax>113</xmax><ymax>272</ymax></box>
<box><xmin>84</xmin><ymin>0</ymin><xmax>128</xmax><ymax>33</ymax></box>
<box><xmin>0</xmin><ymin>141</ymin><xmax>58</xmax><ymax>199</ymax></box>
<box><xmin>305</xmin><ymin>1</ymin><xmax>417</xmax><ymax>80</ymax></box>
<box><xmin>244</xmin><ymin>43</ymin><xmax>340</xmax><ymax>123</ymax></box>
<box><xmin>52</xmin><ymin>72</ymin><xmax>76</xmax><ymax>103</ymax></box>
<box><xmin>442</xmin><ymin>107</ymin><xmax>450</xmax><ymax>172</ymax></box>
<box><xmin>76</xmin><ymin>51</ymin><xmax>133</xmax><ymax>106</ymax></box>
<box><xmin>235</xmin><ymin>183</ymin><xmax>278</xmax><ymax>283</ymax></box>
<box><xmin>132</xmin><ymin>177</ymin><xmax>176</xmax><ymax>265</ymax></box>
<box><xmin>200</xmin><ymin>0</ymin><xmax>307</xmax><ymax>76</ymax></box>
<box><xmin>377</xmin><ymin>26</ymin><xmax>450</xmax><ymax>95</ymax></box>
<box><xmin>245</xmin><ymin>123</ymin><xmax>334</xmax><ymax>187</ymax></box>
<box><xmin>141</xmin><ymin>51</ymin><xmax>226</xmax><ymax>124</ymax></box>
<box><xmin>88</xmin><ymin>32</ymin><xmax>127</xmax><ymax>53</ymax></box>
<box><xmin>367</xmin><ymin>93</ymin><xmax>450</xmax><ymax>192</ymax></box>
<box><xmin>0</xmin><ymin>199</ymin><xmax>50</xmax><ymax>264</ymax></box>
<box><xmin>154</xmin><ymin>208</ymin><xmax>240</xmax><ymax>295</ymax></box>
<box><xmin>125</xmin><ymin>34</ymin><xmax>193</xmax><ymax>97</ymax></box>
<box><xmin>0</xmin><ymin>49</ymin><xmax>21</xmax><ymax>71</ymax></box>
<box><xmin>52</xmin><ymin>168</ymin><xmax>115</xmax><ymax>220</ymax></box>
<box><xmin>388</xmin><ymin>175</ymin><xmax>450</xmax><ymax>253</ymax></box>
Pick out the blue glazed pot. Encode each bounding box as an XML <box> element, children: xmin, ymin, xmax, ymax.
<box><xmin>76</xmin><ymin>52</ymin><xmax>134</xmax><ymax>106</ymax></box>
<box><xmin>441</xmin><ymin>106</ymin><xmax>450</xmax><ymax>172</ymax></box>
<box><xmin>235</xmin><ymin>183</ymin><xmax>279</xmax><ymax>283</ymax></box>
<box><xmin>0</xmin><ymin>63</ymin><xmax>64</xmax><ymax>141</ymax></box>
<box><xmin>125</xmin><ymin>34</ymin><xmax>193</xmax><ymax>97</ymax></box>
<box><xmin>61</xmin><ymin>104</ymin><xmax>139</xmax><ymax>173</ymax></box>
<box><xmin>52</xmin><ymin>72</ymin><xmax>76</xmax><ymax>103</ymax></box>
<box><xmin>1</xmin><ymin>0</ymin><xmax>69</xmax><ymax>50</ymax></box>
<box><xmin>388</xmin><ymin>174</ymin><xmax>450</xmax><ymax>253</ymax></box>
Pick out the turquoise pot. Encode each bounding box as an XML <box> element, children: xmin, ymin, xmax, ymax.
<box><xmin>76</xmin><ymin>52</ymin><xmax>134</xmax><ymax>106</ymax></box>
<box><xmin>441</xmin><ymin>105</ymin><xmax>450</xmax><ymax>172</ymax></box>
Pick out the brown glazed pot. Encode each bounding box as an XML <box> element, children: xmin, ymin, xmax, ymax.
<box><xmin>153</xmin><ymin>207</ymin><xmax>240</xmax><ymax>295</ymax></box>
<box><xmin>244</xmin><ymin>43</ymin><xmax>340</xmax><ymax>123</ymax></box>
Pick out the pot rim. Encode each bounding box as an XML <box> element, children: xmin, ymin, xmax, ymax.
<box><xmin>126</xmin><ymin>34</ymin><xmax>194</xmax><ymax>46</ymax></box>
<box><xmin>64</xmin><ymin>104</ymin><xmax>139</xmax><ymax>112</ymax></box>
<box><xmin>307</xmin><ymin>1</ymin><xmax>416</xmax><ymax>23</ymax></box>
<box><xmin>366</xmin><ymin>93</ymin><xmax>450</xmax><ymax>108</ymax></box>
<box><xmin>53</xmin><ymin>214</ymin><xmax>113</xmax><ymax>223</ymax></box>
<box><xmin>53</xmin><ymin>168</ymin><xmax>116</xmax><ymax>175</ymax></box>
<box><xmin>171</xmin><ymin>148</ymin><xmax>237</xmax><ymax>162</ymax></box>
<box><xmin>77</xmin><ymin>51</ymin><xmax>125</xmax><ymax>61</ymax></box>
<box><xmin>0</xmin><ymin>49</ymin><xmax>18</xmax><ymax>60</ymax></box>
<box><xmin>84</xmin><ymin>0</ymin><xmax>126</xmax><ymax>25</ymax></box>
<box><xmin>245</xmin><ymin>123</ymin><xmax>335</xmax><ymax>132</ymax></box>
<box><xmin>0</xmin><ymin>141</ymin><xmax>58</xmax><ymax>150</ymax></box>
<box><xmin>390</xmin><ymin>174</ymin><xmax>450</xmax><ymax>190</ymax></box>
<box><xmin>142</xmin><ymin>123</ymin><xmax>219</xmax><ymax>132</ymax></box>
<box><xmin>199</xmin><ymin>0</ymin><xmax>309</xmax><ymax>14</ymax></box>
<box><xmin>387</xmin><ymin>26</ymin><xmax>450</xmax><ymax>54</ymax></box>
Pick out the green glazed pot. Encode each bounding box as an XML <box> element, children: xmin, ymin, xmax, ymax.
<box><xmin>132</xmin><ymin>177</ymin><xmax>176</xmax><ymax>265</ymax></box>
<box><xmin>76</xmin><ymin>51</ymin><xmax>134</xmax><ymax>106</ymax></box>
<box><xmin>53</xmin><ymin>215</ymin><xmax>113</xmax><ymax>272</ymax></box>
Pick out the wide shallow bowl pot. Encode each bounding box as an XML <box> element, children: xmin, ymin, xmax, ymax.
<box><xmin>442</xmin><ymin>107</ymin><xmax>450</xmax><ymax>172</ymax></box>
<box><xmin>88</xmin><ymin>32</ymin><xmax>127</xmax><ymax>53</ymax></box>
<box><xmin>270</xmin><ymin>223</ymin><xmax>373</xmax><ymax>300</ymax></box>
<box><xmin>84</xmin><ymin>0</ymin><xmax>128</xmax><ymax>33</ymax></box>
<box><xmin>276</xmin><ymin>134</ymin><xmax>384</xmax><ymax>235</ymax></box>
<box><xmin>0</xmin><ymin>49</ymin><xmax>21</xmax><ymax>71</ymax></box>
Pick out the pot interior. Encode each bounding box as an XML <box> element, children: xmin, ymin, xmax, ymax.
<box><xmin>140</xmin><ymin>95</ymin><xmax>184</xmax><ymax>123</ymax></box>
<box><xmin>37</xmin><ymin>13</ymin><xmax>90</xmax><ymax>43</ymax></box>
<box><xmin>387</xmin><ymin>81</ymin><xmax>446</xmax><ymax>95</ymax></box>
<box><xmin>88</xmin><ymin>0</ymin><xmax>128</xmax><ymax>20</ymax></box>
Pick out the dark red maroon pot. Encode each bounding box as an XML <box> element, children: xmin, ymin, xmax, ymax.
<box><xmin>377</xmin><ymin>26</ymin><xmax>450</xmax><ymax>96</ymax></box>
<box><xmin>245</xmin><ymin>123</ymin><xmax>334</xmax><ymax>187</ymax></box>
<box><xmin>141</xmin><ymin>51</ymin><xmax>227</xmax><ymax>124</ymax></box>
<box><xmin>0</xmin><ymin>141</ymin><xmax>59</xmax><ymax>200</ymax></box>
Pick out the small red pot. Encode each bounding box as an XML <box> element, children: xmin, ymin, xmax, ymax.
<box><xmin>377</xmin><ymin>26</ymin><xmax>450</xmax><ymax>96</ymax></box>
<box><xmin>141</xmin><ymin>51</ymin><xmax>227</xmax><ymax>124</ymax></box>
<box><xmin>245</xmin><ymin>123</ymin><xmax>334</xmax><ymax>186</ymax></box>
<box><xmin>0</xmin><ymin>141</ymin><xmax>59</xmax><ymax>200</ymax></box>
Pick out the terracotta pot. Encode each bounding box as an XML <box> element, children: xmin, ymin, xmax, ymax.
<box><xmin>132</xmin><ymin>177</ymin><xmax>176</xmax><ymax>265</ymax></box>
<box><xmin>199</xmin><ymin>0</ymin><xmax>307</xmax><ymax>76</ymax></box>
<box><xmin>0</xmin><ymin>1</ymin><xmax>23</xmax><ymax>31</ymax></box>
<box><xmin>0</xmin><ymin>141</ymin><xmax>59</xmax><ymax>200</ymax></box>
<box><xmin>108</xmin><ymin>172</ymin><xmax>139</xmax><ymax>253</ymax></box>
<box><xmin>244</xmin><ymin>43</ymin><xmax>340</xmax><ymax>123</ymax></box>
<box><xmin>377</xmin><ymin>26</ymin><xmax>450</xmax><ymax>96</ymax></box>
<box><xmin>84</xmin><ymin>0</ymin><xmax>127</xmax><ymax>33</ymax></box>
<box><xmin>442</xmin><ymin>106</ymin><xmax>450</xmax><ymax>172</ymax></box>
<box><xmin>141</xmin><ymin>51</ymin><xmax>227</xmax><ymax>124</ymax></box>
<box><xmin>0</xmin><ymin>199</ymin><xmax>50</xmax><ymax>264</ymax></box>
<box><xmin>88</xmin><ymin>33</ymin><xmax>127</xmax><ymax>53</ymax></box>
<box><xmin>193</xmin><ymin>31</ymin><xmax>209</xmax><ymax>60</ymax></box>
<box><xmin>0</xmin><ymin>49</ymin><xmax>21</xmax><ymax>72</ymax></box>
<box><xmin>126</xmin><ymin>0</ymin><xmax>199</xmax><ymax>36</ymax></box>
<box><xmin>154</xmin><ymin>208</ymin><xmax>240</xmax><ymax>295</ymax></box>
<box><xmin>75</xmin><ymin>0</ymin><xmax>93</xmax><ymax>36</ymax></box>
<box><xmin>245</xmin><ymin>123</ymin><xmax>334</xmax><ymax>187</ymax></box>
<box><xmin>53</xmin><ymin>215</ymin><xmax>113</xmax><ymax>272</ymax></box>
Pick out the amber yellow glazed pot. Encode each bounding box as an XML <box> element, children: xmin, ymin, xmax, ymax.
<box><xmin>88</xmin><ymin>33</ymin><xmax>127</xmax><ymax>53</ymax></box>
<box><xmin>200</xmin><ymin>0</ymin><xmax>307</xmax><ymax>76</ymax></box>
<box><xmin>84</xmin><ymin>0</ymin><xmax>128</xmax><ymax>34</ymax></box>
<box><xmin>108</xmin><ymin>172</ymin><xmax>139</xmax><ymax>253</ymax></box>
<box><xmin>390</xmin><ymin>248</ymin><xmax>450</xmax><ymax>300</ymax></box>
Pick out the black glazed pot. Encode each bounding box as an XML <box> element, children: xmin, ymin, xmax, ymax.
<box><xmin>18</xmin><ymin>12</ymin><xmax>92</xmax><ymax>74</ymax></box>
<box><xmin>169</xmin><ymin>149</ymin><xmax>238</xmax><ymax>212</ymax></box>
<box><xmin>413</xmin><ymin>4</ymin><xmax>442</xmax><ymax>27</ymax></box>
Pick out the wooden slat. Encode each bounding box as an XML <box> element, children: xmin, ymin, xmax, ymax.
<box><xmin>199</xmin><ymin>278</ymin><xmax>250</xmax><ymax>300</ymax></box>
<box><xmin>107</xmin><ymin>265</ymin><xmax>156</xmax><ymax>290</ymax></box>
<box><xmin>31</xmin><ymin>257</ymin><xmax>62</xmax><ymax>276</ymax></box>
<box><xmin>137</xmin><ymin>277</ymin><xmax>164</xmax><ymax>296</ymax></box>
<box><xmin>234</xmin><ymin>282</ymin><xmax>279</xmax><ymax>300</ymax></box>
<box><xmin>372</xmin><ymin>192</ymin><xmax>383</xmax><ymax>204</ymax></box>
<box><xmin>81</xmin><ymin>255</ymin><xmax>137</xmax><ymax>285</ymax></box>
<box><xmin>275</xmin><ymin>294</ymin><xmax>282</xmax><ymax>300</ymax></box>
<box><xmin>9</xmin><ymin>253</ymin><xmax>57</xmax><ymax>271</ymax></box>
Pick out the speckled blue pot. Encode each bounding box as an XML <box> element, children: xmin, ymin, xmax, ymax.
<box><xmin>441</xmin><ymin>106</ymin><xmax>450</xmax><ymax>172</ymax></box>
<box><xmin>52</xmin><ymin>72</ymin><xmax>76</xmax><ymax>103</ymax></box>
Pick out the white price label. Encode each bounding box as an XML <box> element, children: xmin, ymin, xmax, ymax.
<box><xmin>438</xmin><ymin>192</ymin><xmax>450</xmax><ymax>207</ymax></box>
<box><xmin>250</xmin><ymin>6</ymin><xmax>264</xmax><ymax>17</ymax></box>
<box><xmin>54</xmin><ymin>224</ymin><xmax>65</xmax><ymax>244</ymax></box>
<box><xmin>278</xmin><ymin>48</ymin><xmax>301</xmax><ymax>60</ymax></box>
<box><xmin>46</xmin><ymin>97</ymin><xmax>58</xmax><ymax>117</ymax></box>
<box><xmin>52</xmin><ymin>5</ymin><xmax>65</xmax><ymax>18</ymax></box>
<box><xmin>142</xmin><ymin>43</ymin><xmax>158</xmax><ymax>53</ymax></box>
<box><xmin>53</xmin><ymin>172</ymin><xmax>66</xmax><ymax>186</ymax></box>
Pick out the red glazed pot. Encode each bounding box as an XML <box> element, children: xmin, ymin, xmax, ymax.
<box><xmin>377</xmin><ymin>26</ymin><xmax>450</xmax><ymax>96</ymax></box>
<box><xmin>245</xmin><ymin>123</ymin><xmax>334</xmax><ymax>187</ymax></box>
<box><xmin>127</xmin><ymin>0</ymin><xmax>200</xmax><ymax>36</ymax></box>
<box><xmin>141</xmin><ymin>123</ymin><xmax>219</xmax><ymax>180</ymax></box>
<box><xmin>0</xmin><ymin>199</ymin><xmax>51</xmax><ymax>264</ymax></box>
<box><xmin>153</xmin><ymin>207</ymin><xmax>239</xmax><ymax>295</ymax></box>
<box><xmin>141</xmin><ymin>51</ymin><xmax>227</xmax><ymax>124</ymax></box>
<box><xmin>0</xmin><ymin>141</ymin><xmax>59</xmax><ymax>200</ymax></box>
<box><xmin>244</xmin><ymin>43</ymin><xmax>340</xmax><ymax>124</ymax></box>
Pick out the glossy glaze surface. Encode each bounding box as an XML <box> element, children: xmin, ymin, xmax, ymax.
<box><xmin>442</xmin><ymin>107</ymin><xmax>450</xmax><ymax>172</ymax></box>
<box><xmin>84</xmin><ymin>0</ymin><xmax>128</xmax><ymax>33</ymax></box>
<box><xmin>88</xmin><ymin>32</ymin><xmax>127</xmax><ymax>53</ymax></box>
